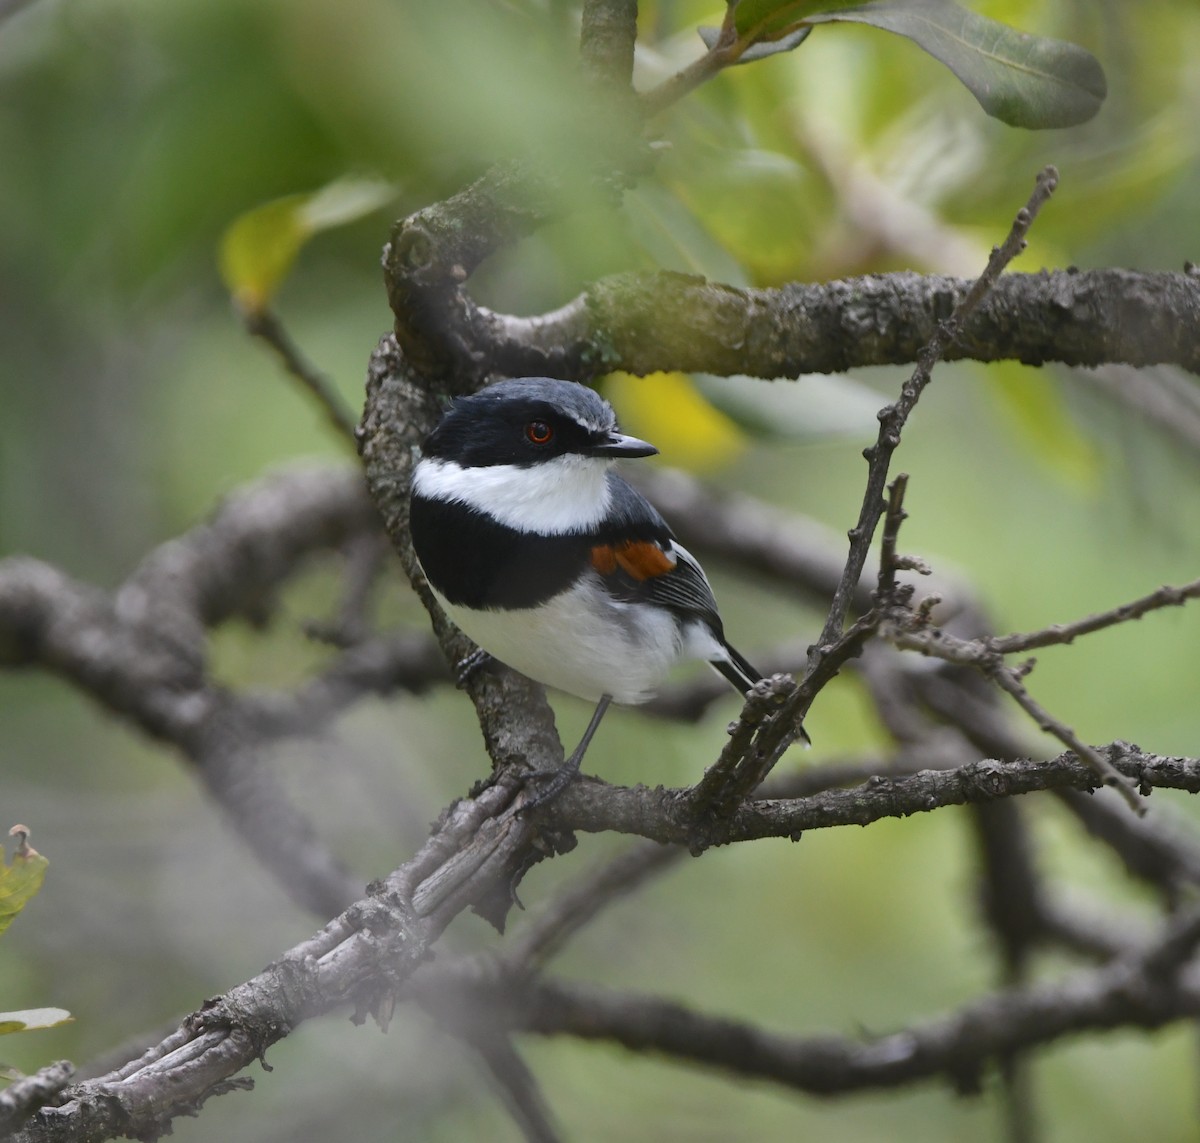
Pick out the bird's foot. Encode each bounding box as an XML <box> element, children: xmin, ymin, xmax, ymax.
<box><xmin>519</xmin><ymin>757</ymin><xmax>583</xmax><ymax>812</ymax></box>
<box><xmin>519</xmin><ymin>693</ymin><xmax>612</xmax><ymax>812</ymax></box>
<box><xmin>454</xmin><ymin>647</ymin><xmax>494</xmax><ymax>688</ymax></box>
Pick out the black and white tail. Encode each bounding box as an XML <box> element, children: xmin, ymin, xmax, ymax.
<box><xmin>710</xmin><ymin>641</ymin><xmax>812</xmax><ymax>746</ymax></box>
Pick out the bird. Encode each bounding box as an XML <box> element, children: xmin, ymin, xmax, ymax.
<box><xmin>408</xmin><ymin>376</ymin><xmax>802</xmax><ymax>802</ymax></box>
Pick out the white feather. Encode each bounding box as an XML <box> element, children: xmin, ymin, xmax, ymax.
<box><xmin>430</xmin><ymin>577</ymin><xmax>702</xmax><ymax>704</ymax></box>
<box><xmin>413</xmin><ymin>455</ymin><xmax>612</xmax><ymax>535</ymax></box>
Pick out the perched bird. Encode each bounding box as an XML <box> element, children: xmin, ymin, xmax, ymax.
<box><xmin>409</xmin><ymin>377</ymin><xmax>799</xmax><ymax>800</ymax></box>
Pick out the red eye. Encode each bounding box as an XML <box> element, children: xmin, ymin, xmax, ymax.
<box><xmin>525</xmin><ymin>420</ymin><xmax>554</xmax><ymax>445</ymax></box>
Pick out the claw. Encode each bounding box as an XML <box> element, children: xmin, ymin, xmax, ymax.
<box><xmin>520</xmin><ymin>694</ymin><xmax>613</xmax><ymax>812</ymax></box>
<box><xmin>455</xmin><ymin>647</ymin><xmax>493</xmax><ymax>688</ymax></box>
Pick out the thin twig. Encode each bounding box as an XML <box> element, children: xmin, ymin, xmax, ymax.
<box><xmin>551</xmin><ymin>748</ymin><xmax>1200</xmax><ymax>848</ymax></box>
<box><xmin>684</xmin><ymin>607</ymin><xmax>882</xmax><ymax>834</ymax></box>
<box><xmin>887</xmin><ymin>620</ymin><xmax>1142</xmax><ymax>811</ymax></box>
<box><xmin>638</xmin><ymin>5</ymin><xmax>739</xmax><ymax>119</ymax></box>
<box><xmin>904</xmin><ymin>654</ymin><xmax>1200</xmax><ymax>897</ymax></box>
<box><xmin>812</xmin><ymin>166</ymin><xmax>1059</xmax><ymax>664</ymax></box>
<box><xmin>990</xmin><ymin>668</ymin><xmax>1142</xmax><ymax>812</ymax></box>
<box><xmin>242</xmin><ymin>307</ymin><xmax>360</xmax><ymax>443</ymax></box>
<box><xmin>988</xmin><ymin>575</ymin><xmax>1200</xmax><ymax>654</ymax></box>
<box><xmin>684</xmin><ymin>169</ymin><xmax>1064</xmax><ymax>811</ymax></box>
<box><xmin>875</xmin><ymin>474</ymin><xmax>911</xmax><ymax>599</ymax></box>
<box><xmin>506</xmin><ymin>841</ymin><xmax>684</xmax><ymax>971</ymax></box>
<box><xmin>471</xmin><ymin>1035</ymin><xmax>564</xmax><ymax>1143</ymax></box>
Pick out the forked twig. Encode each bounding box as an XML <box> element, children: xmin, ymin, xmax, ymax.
<box><xmin>687</xmin><ymin>168</ymin><xmax>1062</xmax><ymax>819</ymax></box>
<box><xmin>811</xmin><ymin>166</ymin><xmax>1060</xmax><ymax>664</ymax></box>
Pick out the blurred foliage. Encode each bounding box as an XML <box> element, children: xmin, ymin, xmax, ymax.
<box><xmin>739</xmin><ymin>0</ymin><xmax>1108</xmax><ymax>129</ymax></box>
<box><xmin>605</xmin><ymin>371</ymin><xmax>748</xmax><ymax>471</ymax></box>
<box><xmin>1</xmin><ymin>1</ymin><xmax>1200</xmax><ymax>1140</ymax></box>
<box><xmin>0</xmin><ymin>827</ymin><xmax>47</xmax><ymax>939</ymax></box>
<box><xmin>0</xmin><ymin>1008</ymin><xmax>73</xmax><ymax>1038</ymax></box>
<box><xmin>218</xmin><ymin>176</ymin><xmax>395</xmax><ymax>313</ymax></box>
<box><xmin>0</xmin><ymin>828</ymin><xmax>69</xmax><ymax>1055</ymax></box>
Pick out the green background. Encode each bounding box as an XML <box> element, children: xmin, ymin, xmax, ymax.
<box><xmin>2</xmin><ymin>2</ymin><xmax>1199</xmax><ymax>1139</ymax></box>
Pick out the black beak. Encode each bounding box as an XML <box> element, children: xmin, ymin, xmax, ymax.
<box><xmin>587</xmin><ymin>431</ymin><xmax>659</xmax><ymax>459</ymax></box>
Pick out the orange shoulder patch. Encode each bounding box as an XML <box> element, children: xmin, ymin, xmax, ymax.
<box><xmin>590</xmin><ymin>544</ymin><xmax>618</xmax><ymax>575</ymax></box>
<box><xmin>591</xmin><ymin>540</ymin><xmax>676</xmax><ymax>581</ymax></box>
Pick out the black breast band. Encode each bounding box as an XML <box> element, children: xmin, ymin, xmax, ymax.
<box><xmin>410</xmin><ymin>495</ymin><xmax>590</xmax><ymax>610</ymax></box>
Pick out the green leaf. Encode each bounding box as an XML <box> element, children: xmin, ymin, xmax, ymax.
<box><xmin>218</xmin><ymin>177</ymin><xmax>396</xmax><ymax>314</ymax></box>
<box><xmin>0</xmin><ymin>827</ymin><xmax>47</xmax><ymax>939</ymax></box>
<box><xmin>802</xmin><ymin>0</ymin><xmax>1106</xmax><ymax>129</ymax></box>
<box><xmin>699</xmin><ymin>23</ymin><xmax>812</xmax><ymax>61</ymax></box>
<box><xmin>735</xmin><ymin>0</ymin><xmax>858</xmax><ymax>42</ymax></box>
<box><xmin>0</xmin><ymin>1008</ymin><xmax>74</xmax><ymax>1036</ymax></box>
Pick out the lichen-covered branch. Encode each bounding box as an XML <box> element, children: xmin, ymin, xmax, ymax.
<box><xmin>545</xmin><ymin>746</ymin><xmax>1197</xmax><ymax>842</ymax></box>
<box><xmin>16</xmin><ymin>744</ymin><xmax>1200</xmax><ymax>1142</ymax></box>
<box><xmin>479</xmin><ymin>267</ymin><xmax>1200</xmax><ymax>381</ymax></box>
<box><xmin>13</xmin><ymin>782</ymin><xmax>533</xmax><ymax>1143</ymax></box>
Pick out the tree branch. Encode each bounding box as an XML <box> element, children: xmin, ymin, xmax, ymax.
<box><xmin>546</xmin><ymin>746</ymin><xmax>1198</xmax><ymax>843</ymax></box>
<box><xmin>513</xmin><ymin>904</ymin><xmax>1200</xmax><ymax>1095</ymax></box>
<box><xmin>357</xmin><ymin>338</ymin><xmax>565</xmax><ymax>780</ymax></box>
<box><xmin>474</xmin><ymin>268</ymin><xmax>1200</xmax><ymax>382</ymax></box>
<box><xmin>469</xmin><ymin>1034</ymin><xmax>563</xmax><ymax>1143</ymax></box>
<box><xmin>579</xmin><ymin>0</ymin><xmax>639</xmax><ymax>93</ymax></box>
<box><xmin>14</xmin><ymin>781</ymin><xmax>533</xmax><ymax>1143</ymax></box>
<box><xmin>0</xmin><ymin>1064</ymin><xmax>75</xmax><ymax>1138</ymax></box>
<box><xmin>11</xmin><ymin>730</ymin><xmax>1198</xmax><ymax>1141</ymax></box>
<box><xmin>505</xmin><ymin>840</ymin><xmax>684</xmax><ymax>971</ymax></box>
<box><xmin>0</xmin><ymin>466</ymin><xmax>388</xmax><ymax>916</ymax></box>
<box><xmin>816</xmin><ymin>168</ymin><xmax>1057</xmax><ymax>660</ymax></box>
<box><xmin>676</xmin><ymin>171</ymin><xmax>1062</xmax><ymax>823</ymax></box>
<box><xmin>988</xmin><ymin>574</ymin><xmax>1200</xmax><ymax>654</ymax></box>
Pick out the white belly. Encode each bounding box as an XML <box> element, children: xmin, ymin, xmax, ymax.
<box><xmin>433</xmin><ymin>578</ymin><xmax>688</xmax><ymax>704</ymax></box>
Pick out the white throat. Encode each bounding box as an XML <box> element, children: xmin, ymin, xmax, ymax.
<box><xmin>413</xmin><ymin>455</ymin><xmax>614</xmax><ymax>534</ymax></box>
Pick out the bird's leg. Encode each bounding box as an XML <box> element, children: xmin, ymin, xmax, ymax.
<box><xmin>522</xmin><ymin>694</ymin><xmax>613</xmax><ymax>810</ymax></box>
<box><xmin>454</xmin><ymin>646</ymin><xmax>494</xmax><ymax>688</ymax></box>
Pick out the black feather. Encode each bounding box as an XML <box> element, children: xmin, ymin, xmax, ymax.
<box><xmin>410</xmin><ymin>494</ymin><xmax>589</xmax><ymax>609</ymax></box>
<box><xmin>714</xmin><ymin>641</ymin><xmax>763</xmax><ymax>694</ymax></box>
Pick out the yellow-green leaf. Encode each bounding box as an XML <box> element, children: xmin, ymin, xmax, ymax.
<box><xmin>0</xmin><ymin>1008</ymin><xmax>74</xmax><ymax>1036</ymax></box>
<box><xmin>604</xmin><ymin>372</ymin><xmax>747</xmax><ymax>473</ymax></box>
<box><xmin>735</xmin><ymin>0</ymin><xmax>858</xmax><ymax>41</ymax></box>
<box><xmin>298</xmin><ymin>178</ymin><xmax>396</xmax><ymax>231</ymax></box>
<box><xmin>0</xmin><ymin>827</ymin><xmax>48</xmax><ymax>939</ymax></box>
<box><xmin>218</xmin><ymin>177</ymin><xmax>396</xmax><ymax>314</ymax></box>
